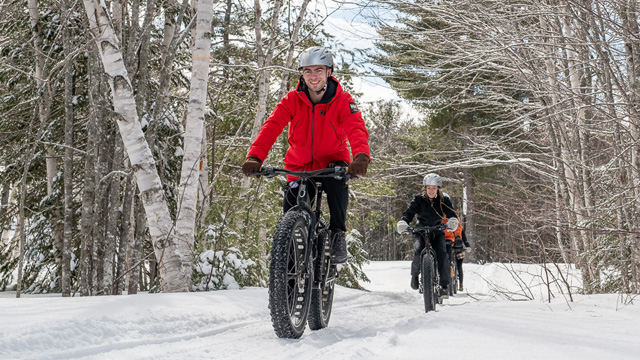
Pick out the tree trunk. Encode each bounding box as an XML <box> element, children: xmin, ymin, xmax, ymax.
<box><xmin>79</xmin><ymin>46</ymin><xmax>102</xmax><ymax>296</ymax></box>
<box><xmin>198</xmin><ymin>126</ymin><xmax>210</xmax><ymax>228</ymax></box>
<box><xmin>104</xmin><ymin>135</ymin><xmax>124</xmax><ymax>295</ymax></box>
<box><xmin>119</xmin><ymin>169</ymin><xmax>136</xmax><ymax>295</ymax></box>
<box><xmin>28</xmin><ymin>0</ymin><xmax>65</xmax><ymax>290</ymax></box>
<box><xmin>92</xmin><ymin>125</ymin><xmax>110</xmax><ymax>294</ymax></box>
<box><xmin>174</xmin><ymin>0</ymin><xmax>215</xmax><ymax>288</ymax></box>
<box><xmin>276</xmin><ymin>0</ymin><xmax>311</xmax><ymax>99</ymax></box>
<box><xmin>61</xmin><ymin>0</ymin><xmax>75</xmax><ymax>297</ymax></box>
<box><xmin>561</xmin><ymin>6</ymin><xmax>598</xmax><ymax>292</ymax></box>
<box><xmin>620</xmin><ymin>0</ymin><xmax>640</xmax><ymax>294</ymax></box>
<box><xmin>130</xmin><ymin>195</ymin><xmax>147</xmax><ymax>294</ymax></box>
<box><xmin>82</xmin><ymin>0</ymin><xmax>188</xmax><ymax>292</ymax></box>
<box><xmin>250</xmin><ymin>0</ymin><xmax>283</xmax><ymax>142</ymax></box>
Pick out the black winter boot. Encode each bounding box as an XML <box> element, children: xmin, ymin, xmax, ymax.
<box><xmin>440</xmin><ymin>286</ymin><xmax>449</xmax><ymax>299</ymax></box>
<box><xmin>331</xmin><ymin>230</ymin><xmax>348</xmax><ymax>264</ymax></box>
<box><xmin>410</xmin><ymin>275</ymin><xmax>419</xmax><ymax>290</ymax></box>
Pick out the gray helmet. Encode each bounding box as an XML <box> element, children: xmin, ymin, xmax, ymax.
<box><xmin>422</xmin><ymin>173</ymin><xmax>442</xmax><ymax>187</ymax></box>
<box><xmin>298</xmin><ymin>46</ymin><xmax>334</xmax><ymax>71</ymax></box>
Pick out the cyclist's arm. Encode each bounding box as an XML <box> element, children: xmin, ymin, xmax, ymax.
<box><xmin>461</xmin><ymin>229</ymin><xmax>471</xmax><ymax>247</ymax></box>
<box><xmin>401</xmin><ymin>196</ymin><xmax>420</xmax><ymax>224</ymax></box>
<box><xmin>339</xmin><ymin>94</ymin><xmax>370</xmax><ymax>160</ymax></box>
<box><xmin>442</xmin><ymin>196</ymin><xmax>458</xmax><ymax>220</ymax></box>
<box><xmin>247</xmin><ymin>95</ymin><xmax>293</xmax><ymax>161</ymax></box>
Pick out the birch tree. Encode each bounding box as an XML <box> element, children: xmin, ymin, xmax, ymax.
<box><xmin>81</xmin><ymin>0</ymin><xmax>188</xmax><ymax>292</ymax></box>
<box><xmin>174</xmin><ymin>0</ymin><xmax>215</xmax><ymax>287</ymax></box>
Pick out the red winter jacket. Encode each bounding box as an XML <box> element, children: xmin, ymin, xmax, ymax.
<box><xmin>247</xmin><ymin>76</ymin><xmax>370</xmax><ymax>179</ymax></box>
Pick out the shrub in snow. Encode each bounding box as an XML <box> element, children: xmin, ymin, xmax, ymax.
<box><xmin>336</xmin><ymin>229</ymin><xmax>370</xmax><ymax>290</ymax></box>
<box><xmin>193</xmin><ymin>247</ymin><xmax>259</xmax><ymax>291</ymax></box>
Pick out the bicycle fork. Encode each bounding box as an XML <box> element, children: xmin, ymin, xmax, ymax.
<box><xmin>296</xmin><ymin>181</ymin><xmax>317</xmax><ymax>287</ymax></box>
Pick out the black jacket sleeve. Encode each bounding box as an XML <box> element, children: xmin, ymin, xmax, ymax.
<box><xmin>401</xmin><ymin>196</ymin><xmax>420</xmax><ymax>224</ymax></box>
<box><xmin>442</xmin><ymin>196</ymin><xmax>458</xmax><ymax>219</ymax></box>
<box><xmin>461</xmin><ymin>229</ymin><xmax>471</xmax><ymax>247</ymax></box>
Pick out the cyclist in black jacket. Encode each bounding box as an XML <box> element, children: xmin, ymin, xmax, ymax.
<box><xmin>397</xmin><ymin>173</ymin><xmax>458</xmax><ymax>297</ymax></box>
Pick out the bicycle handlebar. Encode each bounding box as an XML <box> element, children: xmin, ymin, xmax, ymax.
<box><xmin>403</xmin><ymin>223</ymin><xmax>446</xmax><ymax>235</ymax></box>
<box><xmin>248</xmin><ymin>166</ymin><xmax>355</xmax><ymax>180</ymax></box>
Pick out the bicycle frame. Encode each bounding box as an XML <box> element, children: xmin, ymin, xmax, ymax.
<box><xmin>416</xmin><ymin>229</ymin><xmax>440</xmax><ymax>292</ymax></box>
<box><xmin>257</xmin><ymin>166</ymin><xmax>350</xmax><ymax>275</ymax></box>
<box><xmin>404</xmin><ymin>223</ymin><xmax>446</xmax><ymax>311</ymax></box>
<box><xmin>409</xmin><ymin>224</ymin><xmax>446</xmax><ymax>256</ymax></box>
<box><xmin>252</xmin><ymin>165</ymin><xmax>351</xmax><ymax>338</ymax></box>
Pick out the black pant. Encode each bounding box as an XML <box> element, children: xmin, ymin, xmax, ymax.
<box><xmin>453</xmin><ymin>246</ymin><xmax>464</xmax><ymax>285</ymax></box>
<box><xmin>282</xmin><ymin>164</ymin><xmax>348</xmax><ymax>232</ymax></box>
<box><xmin>411</xmin><ymin>230</ymin><xmax>451</xmax><ymax>289</ymax></box>
<box><xmin>456</xmin><ymin>256</ymin><xmax>464</xmax><ymax>285</ymax></box>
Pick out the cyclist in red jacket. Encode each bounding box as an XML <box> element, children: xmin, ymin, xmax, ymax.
<box><xmin>242</xmin><ymin>46</ymin><xmax>371</xmax><ymax>264</ymax></box>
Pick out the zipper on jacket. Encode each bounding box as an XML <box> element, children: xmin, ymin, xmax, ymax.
<box><xmin>310</xmin><ymin>104</ymin><xmax>315</xmax><ymax>167</ymax></box>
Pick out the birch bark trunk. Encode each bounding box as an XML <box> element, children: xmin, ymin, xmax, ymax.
<box><xmin>561</xmin><ymin>6</ymin><xmax>598</xmax><ymax>292</ymax></box>
<box><xmin>82</xmin><ymin>0</ymin><xmax>188</xmax><ymax>292</ymax></box>
<box><xmin>539</xmin><ymin>14</ymin><xmax>581</xmax><ymax>273</ymax></box>
<box><xmin>174</xmin><ymin>0</ymin><xmax>215</xmax><ymax>286</ymax></box>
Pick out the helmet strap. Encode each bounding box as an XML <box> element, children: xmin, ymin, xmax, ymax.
<box><xmin>315</xmin><ymin>83</ymin><xmax>327</xmax><ymax>95</ymax></box>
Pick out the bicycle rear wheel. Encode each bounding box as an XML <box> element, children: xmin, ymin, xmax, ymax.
<box><xmin>269</xmin><ymin>211</ymin><xmax>313</xmax><ymax>339</ymax></box>
<box><xmin>421</xmin><ymin>253</ymin><xmax>436</xmax><ymax>313</ymax></box>
<box><xmin>308</xmin><ymin>221</ymin><xmax>335</xmax><ymax>330</ymax></box>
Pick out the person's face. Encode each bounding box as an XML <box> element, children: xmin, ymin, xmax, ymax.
<box><xmin>425</xmin><ymin>185</ymin><xmax>438</xmax><ymax>199</ymax></box>
<box><xmin>301</xmin><ymin>65</ymin><xmax>331</xmax><ymax>93</ymax></box>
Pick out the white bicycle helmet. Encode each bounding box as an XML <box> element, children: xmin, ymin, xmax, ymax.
<box><xmin>422</xmin><ymin>173</ymin><xmax>442</xmax><ymax>187</ymax></box>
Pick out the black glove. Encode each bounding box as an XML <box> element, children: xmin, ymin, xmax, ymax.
<box><xmin>242</xmin><ymin>156</ymin><xmax>262</xmax><ymax>176</ymax></box>
<box><xmin>348</xmin><ymin>153</ymin><xmax>370</xmax><ymax>177</ymax></box>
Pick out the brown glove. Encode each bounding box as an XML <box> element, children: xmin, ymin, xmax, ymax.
<box><xmin>347</xmin><ymin>153</ymin><xmax>370</xmax><ymax>177</ymax></box>
<box><xmin>242</xmin><ymin>156</ymin><xmax>262</xmax><ymax>176</ymax></box>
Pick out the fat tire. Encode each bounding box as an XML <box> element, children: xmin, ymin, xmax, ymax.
<box><xmin>421</xmin><ymin>253</ymin><xmax>436</xmax><ymax>313</ymax></box>
<box><xmin>269</xmin><ymin>211</ymin><xmax>313</xmax><ymax>339</ymax></box>
<box><xmin>308</xmin><ymin>221</ymin><xmax>335</xmax><ymax>330</ymax></box>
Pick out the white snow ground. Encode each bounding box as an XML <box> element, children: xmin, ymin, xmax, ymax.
<box><xmin>1</xmin><ymin>261</ymin><xmax>638</xmax><ymax>360</ymax></box>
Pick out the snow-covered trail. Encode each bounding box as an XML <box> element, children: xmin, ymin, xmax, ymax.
<box><xmin>1</xmin><ymin>261</ymin><xmax>638</xmax><ymax>360</ymax></box>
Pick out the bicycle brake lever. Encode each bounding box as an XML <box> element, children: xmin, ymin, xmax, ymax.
<box><xmin>341</xmin><ymin>166</ymin><xmax>358</xmax><ymax>180</ymax></box>
<box><xmin>332</xmin><ymin>166</ymin><xmax>349</xmax><ymax>180</ymax></box>
<box><xmin>248</xmin><ymin>166</ymin><xmax>276</xmax><ymax>178</ymax></box>
<box><xmin>261</xmin><ymin>166</ymin><xmax>276</xmax><ymax>178</ymax></box>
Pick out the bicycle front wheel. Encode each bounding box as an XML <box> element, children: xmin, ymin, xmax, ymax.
<box><xmin>421</xmin><ymin>253</ymin><xmax>437</xmax><ymax>313</ymax></box>
<box><xmin>269</xmin><ymin>211</ymin><xmax>313</xmax><ymax>339</ymax></box>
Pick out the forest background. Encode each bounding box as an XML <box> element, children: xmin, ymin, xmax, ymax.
<box><xmin>0</xmin><ymin>0</ymin><xmax>638</xmax><ymax>297</ymax></box>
